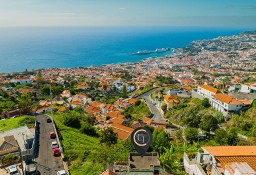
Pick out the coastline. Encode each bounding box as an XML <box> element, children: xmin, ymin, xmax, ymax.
<box><xmin>0</xmin><ymin>27</ymin><xmax>249</xmax><ymax>74</ymax></box>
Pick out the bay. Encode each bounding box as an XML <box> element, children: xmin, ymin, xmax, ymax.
<box><xmin>0</xmin><ymin>26</ymin><xmax>248</xmax><ymax>73</ymax></box>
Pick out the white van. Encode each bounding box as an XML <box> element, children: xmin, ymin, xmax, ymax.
<box><xmin>57</xmin><ymin>170</ymin><xmax>67</xmax><ymax>175</ymax></box>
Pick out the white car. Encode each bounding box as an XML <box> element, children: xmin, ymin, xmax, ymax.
<box><xmin>51</xmin><ymin>141</ymin><xmax>59</xmax><ymax>149</ymax></box>
<box><xmin>57</xmin><ymin>170</ymin><xmax>67</xmax><ymax>175</ymax></box>
<box><xmin>8</xmin><ymin>165</ymin><xmax>18</xmax><ymax>174</ymax></box>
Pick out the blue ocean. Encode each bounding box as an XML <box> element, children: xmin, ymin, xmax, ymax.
<box><xmin>0</xmin><ymin>26</ymin><xmax>250</xmax><ymax>73</ymax></box>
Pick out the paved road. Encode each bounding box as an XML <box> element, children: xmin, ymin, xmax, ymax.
<box><xmin>137</xmin><ymin>87</ymin><xmax>165</xmax><ymax>121</ymax></box>
<box><xmin>36</xmin><ymin>115</ymin><xmax>64</xmax><ymax>175</ymax></box>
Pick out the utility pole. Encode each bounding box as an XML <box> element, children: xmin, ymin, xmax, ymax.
<box><xmin>50</xmin><ymin>83</ymin><xmax>53</xmax><ymax>118</ymax></box>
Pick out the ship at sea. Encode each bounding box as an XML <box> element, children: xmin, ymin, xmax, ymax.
<box><xmin>131</xmin><ymin>50</ymin><xmax>153</xmax><ymax>55</ymax></box>
<box><xmin>131</xmin><ymin>48</ymin><xmax>170</xmax><ymax>55</ymax></box>
<box><xmin>154</xmin><ymin>48</ymin><xmax>170</xmax><ymax>53</ymax></box>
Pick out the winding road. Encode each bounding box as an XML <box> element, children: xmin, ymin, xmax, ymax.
<box><xmin>136</xmin><ymin>87</ymin><xmax>165</xmax><ymax>121</ymax></box>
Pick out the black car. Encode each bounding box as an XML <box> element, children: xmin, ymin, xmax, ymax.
<box><xmin>46</xmin><ymin>118</ymin><xmax>52</xmax><ymax>123</ymax></box>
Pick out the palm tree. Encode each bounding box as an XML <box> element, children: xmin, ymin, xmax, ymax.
<box><xmin>159</xmin><ymin>145</ymin><xmax>180</xmax><ymax>173</ymax></box>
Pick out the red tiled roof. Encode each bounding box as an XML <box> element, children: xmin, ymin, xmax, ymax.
<box><xmin>109</xmin><ymin>117</ymin><xmax>125</xmax><ymax>125</ymax></box>
<box><xmin>86</xmin><ymin>106</ymin><xmax>101</xmax><ymax>115</ymax></box>
<box><xmin>90</xmin><ymin>101</ymin><xmax>104</xmax><ymax>108</ymax></box>
<box><xmin>58</xmin><ymin>107</ymin><xmax>67</xmax><ymax>112</ymax></box>
<box><xmin>106</xmin><ymin>111</ymin><xmax>124</xmax><ymax>119</ymax></box>
<box><xmin>104</xmin><ymin>104</ymin><xmax>116</xmax><ymax>111</ymax></box>
<box><xmin>212</xmin><ymin>93</ymin><xmax>242</xmax><ymax>105</ymax></box>
<box><xmin>203</xmin><ymin>146</ymin><xmax>256</xmax><ymax>156</ymax></box>
<box><xmin>141</xmin><ymin>117</ymin><xmax>152</xmax><ymax>125</ymax></box>
<box><xmin>200</xmin><ymin>84</ymin><xmax>220</xmax><ymax>93</ymax></box>
<box><xmin>111</xmin><ymin>123</ymin><xmax>134</xmax><ymax>140</ymax></box>
<box><xmin>163</xmin><ymin>95</ymin><xmax>179</xmax><ymax>103</ymax></box>
<box><xmin>101</xmin><ymin>169</ymin><xmax>117</xmax><ymax>175</ymax></box>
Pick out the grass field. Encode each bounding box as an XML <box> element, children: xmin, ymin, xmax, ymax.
<box><xmin>0</xmin><ymin>115</ymin><xmax>35</xmax><ymax>132</ymax></box>
<box><xmin>124</xmin><ymin>101</ymin><xmax>151</xmax><ymax>120</ymax></box>
<box><xmin>53</xmin><ymin>113</ymin><xmax>103</xmax><ymax>175</ymax></box>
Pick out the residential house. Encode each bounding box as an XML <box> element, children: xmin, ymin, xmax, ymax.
<box><xmin>101</xmin><ymin>104</ymin><xmax>117</xmax><ymax>113</ymax></box>
<box><xmin>76</xmin><ymin>83</ymin><xmax>89</xmax><ymax>90</ymax></box>
<box><xmin>39</xmin><ymin>100</ymin><xmax>51</xmax><ymax>107</ymax></box>
<box><xmin>229</xmin><ymin>82</ymin><xmax>256</xmax><ymax>94</ymax></box>
<box><xmin>61</xmin><ymin>90</ymin><xmax>71</xmax><ymax>98</ymax></box>
<box><xmin>33</xmin><ymin>106</ymin><xmax>52</xmax><ymax>115</ymax></box>
<box><xmin>184</xmin><ymin>146</ymin><xmax>256</xmax><ymax>175</ymax></box>
<box><xmin>0</xmin><ymin>126</ymin><xmax>36</xmax><ymax>162</ymax></box>
<box><xmin>197</xmin><ymin>85</ymin><xmax>246</xmax><ymax>116</ymax></box>
<box><xmin>0</xmin><ymin>135</ymin><xmax>19</xmax><ymax>157</ymax></box>
<box><xmin>19</xmin><ymin>89</ymin><xmax>39</xmax><ymax>95</ymax></box>
<box><xmin>2</xmin><ymin>109</ymin><xmax>21</xmax><ymax>119</ymax></box>
<box><xmin>132</xmin><ymin>117</ymin><xmax>152</xmax><ymax>128</ymax></box>
<box><xmin>58</xmin><ymin>106</ymin><xmax>67</xmax><ymax>112</ymax></box>
<box><xmin>114</xmin><ymin>98</ymin><xmax>137</xmax><ymax>109</ymax></box>
<box><xmin>72</xmin><ymin>93</ymin><xmax>92</xmax><ymax>104</ymax></box>
<box><xmin>101</xmin><ymin>169</ymin><xmax>116</xmax><ymax>175</ymax></box>
<box><xmin>110</xmin><ymin>123</ymin><xmax>134</xmax><ymax>140</ymax></box>
<box><xmin>197</xmin><ymin>84</ymin><xmax>220</xmax><ymax>99</ymax></box>
<box><xmin>70</xmin><ymin>101</ymin><xmax>82</xmax><ymax>109</ymax></box>
<box><xmin>163</xmin><ymin>94</ymin><xmax>180</xmax><ymax>108</ymax></box>
<box><xmin>10</xmin><ymin>76</ymin><xmax>32</xmax><ymax>84</ymax></box>
<box><xmin>211</xmin><ymin>93</ymin><xmax>243</xmax><ymax>115</ymax></box>
<box><xmin>109</xmin><ymin>152</ymin><xmax>163</xmax><ymax>175</ymax></box>
<box><xmin>86</xmin><ymin>106</ymin><xmax>101</xmax><ymax>116</ymax></box>
<box><xmin>224</xmin><ymin>162</ymin><xmax>256</xmax><ymax>175</ymax></box>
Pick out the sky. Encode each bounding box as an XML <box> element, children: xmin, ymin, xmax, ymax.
<box><xmin>0</xmin><ymin>0</ymin><xmax>256</xmax><ymax>27</ymax></box>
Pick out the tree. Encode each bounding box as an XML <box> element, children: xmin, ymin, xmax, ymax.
<box><xmin>103</xmin><ymin>85</ymin><xmax>107</xmax><ymax>91</ymax></box>
<box><xmin>122</xmin><ymin>85</ymin><xmax>128</xmax><ymax>98</ymax></box>
<box><xmin>200</xmin><ymin>115</ymin><xmax>219</xmax><ymax>132</ymax></box>
<box><xmin>152</xmin><ymin>129</ymin><xmax>170</xmax><ymax>154</ymax></box>
<box><xmin>227</xmin><ymin>128</ymin><xmax>239</xmax><ymax>145</ymax></box>
<box><xmin>135</xmin><ymin>100</ymin><xmax>141</xmax><ymax>106</ymax></box>
<box><xmin>74</xmin><ymin>106</ymin><xmax>84</xmax><ymax>114</ymax></box>
<box><xmin>201</xmin><ymin>98</ymin><xmax>210</xmax><ymax>108</ymax></box>
<box><xmin>80</xmin><ymin>124</ymin><xmax>98</xmax><ymax>137</ymax></box>
<box><xmin>174</xmin><ymin>129</ymin><xmax>184</xmax><ymax>144</ymax></box>
<box><xmin>159</xmin><ymin>146</ymin><xmax>182</xmax><ymax>174</ymax></box>
<box><xmin>184</xmin><ymin>114</ymin><xmax>201</xmax><ymax>128</ymax></box>
<box><xmin>100</xmin><ymin>127</ymin><xmax>117</xmax><ymax>146</ymax></box>
<box><xmin>184</xmin><ymin>127</ymin><xmax>198</xmax><ymax>143</ymax></box>
<box><xmin>40</xmin><ymin>85</ymin><xmax>50</xmax><ymax>95</ymax></box>
<box><xmin>213</xmin><ymin>112</ymin><xmax>225</xmax><ymax>123</ymax></box>
<box><xmin>214</xmin><ymin>128</ymin><xmax>228</xmax><ymax>145</ymax></box>
<box><xmin>63</xmin><ymin>111</ymin><xmax>81</xmax><ymax>128</ymax></box>
<box><xmin>52</xmin><ymin>84</ymin><xmax>64</xmax><ymax>96</ymax></box>
<box><xmin>18</xmin><ymin>95</ymin><xmax>32</xmax><ymax>114</ymax></box>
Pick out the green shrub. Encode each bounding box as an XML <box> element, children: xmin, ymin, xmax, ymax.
<box><xmin>80</xmin><ymin>124</ymin><xmax>98</xmax><ymax>137</ymax></box>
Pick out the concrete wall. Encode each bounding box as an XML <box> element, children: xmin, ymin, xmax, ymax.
<box><xmin>240</xmin><ymin>84</ymin><xmax>250</xmax><ymax>93</ymax></box>
<box><xmin>191</xmin><ymin>90</ymin><xmax>205</xmax><ymax>100</ymax></box>
<box><xmin>197</xmin><ymin>87</ymin><xmax>215</xmax><ymax>99</ymax></box>
<box><xmin>183</xmin><ymin>153</ymin><xmax>206</xmax><ymax>175</ymax></box>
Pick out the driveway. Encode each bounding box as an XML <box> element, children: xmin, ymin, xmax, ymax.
<box><xmin>35</xmin><ymin>115</ymin><xmax>64</xmax><ymax>175</ymax></box>
<box><xmin>136</xmin><ymin>87</ymin><xmax>165</xmax><ymax>121</ymax></box>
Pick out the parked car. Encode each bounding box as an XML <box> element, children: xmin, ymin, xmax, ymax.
<box><xmin>52</xmin><ymin>148</ymin><xmax>61</xmax><ymax>156</ymax></box>
<box><xmin>57</xmin><ymin>170</ymin><xmax>67</xmax><ymax>175</ymax></box>
<box><xmin>51</xmin><ymin>141</ymin><xmax>59</xmax><ymax>149</ymax></box>
<box><xmin>46</xmin><ymin>117</ymin><xmax>52</xmax><ymax>123</ymax></box>
<box><xmin>26</xmin><ymin>163</ymin><xmax>38</xmax><ymax>175</ymax></box>
<box><xmin>8</xmin><ymin>165</ymin><xmax>19</xmax><ymax>174</ymax></box>
<box><xmin>50</xmin><ymin>132</ymin><xmax>56</xmax><ymax>139</ymax></box>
